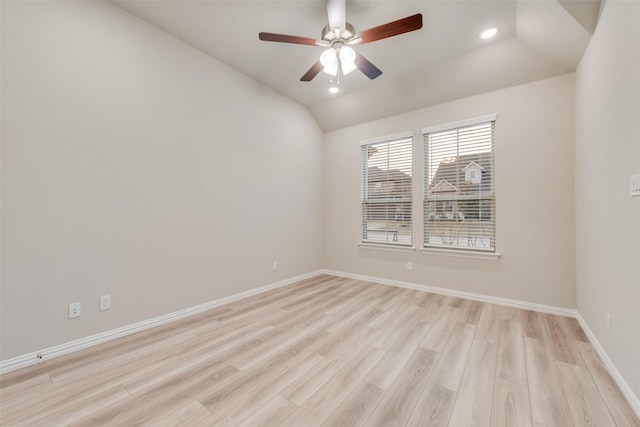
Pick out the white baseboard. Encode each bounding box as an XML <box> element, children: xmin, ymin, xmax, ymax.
<box><xmin>0</xmin><ymin>270</ymin><xmax>323</xmax><ymax>375</ymax></box>
<box><xmin>576</xmin><ymin>312</ymin><xmax>640</xmax><ymax>419</ymax></box>
<box><xmin>321</xmin><ymin>269</ymin><xmax>577</xmax><ymax>317</ymax></box>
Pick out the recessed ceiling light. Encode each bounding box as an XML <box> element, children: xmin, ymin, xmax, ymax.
<box><xmin>480</xmin><ymin>27</ymin><xmax>499</xmax><ymax>40</ymax></box>
<box><xmin>328</xmin><ymin>86</ymin><xmax>340</xmax><ymax>94</ymax></box>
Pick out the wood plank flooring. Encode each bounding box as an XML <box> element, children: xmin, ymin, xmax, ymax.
<box><xmin>1</xmin><ymin>274</ymin><xmax>638</xmax><ymax>426</ymax></box>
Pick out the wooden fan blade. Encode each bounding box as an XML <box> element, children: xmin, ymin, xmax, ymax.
<box><xmin>300</xmin><ymin>61</ymin><xmax>323</xmax><ymax>81</ymax></box>
<box><xmin>355</xmin><ymin>52</ymin><xmax>382</xmax><ymax>79</ymax></box>
<box><xmin>259</xmin><ymin>32</ymin><xmax>320</xmax><ymax>46</ymax></box>
<box><xmin>356</xmin><ymin>13</ymin><xmax>423</xmax><ymax>44</ymax></box>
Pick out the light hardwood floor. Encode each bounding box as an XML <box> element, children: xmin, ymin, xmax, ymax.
<box><xmin>1</xmin><ymin>275</ymin><xmax>638</xmax><ymax>426</ymax></box>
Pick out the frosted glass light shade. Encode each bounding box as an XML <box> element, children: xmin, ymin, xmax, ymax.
<box><xmin>340</xmin><ymin>46</ymin><xmax>356</xmax><ymax>75</ymax></box>
<box><xmin>320</xmin><ymin>48</ymin><xmax>338</xmax><ymax>76</ymax></box>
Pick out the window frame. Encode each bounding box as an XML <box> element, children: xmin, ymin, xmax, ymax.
<box><xmin>421</xmin><ymin>115</ymin><xmax>497</xmax><ymax>254</ymax></box>
<box><xmin>360</xmin><ymin>131</ymin><xmax>414</xmax><ymax>248</ymax></box>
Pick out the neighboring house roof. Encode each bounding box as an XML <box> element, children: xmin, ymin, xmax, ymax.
<box><xmin>430</xmin><ymin>153</ymin><xmax>492</xmax><ymax>194</ymax></box>
<box><xmin>368</xmin><ymin>166</ymin><xmax>411</xmax><ymax>182</ymax></box>
<box><xmin>367</xmin><ymin>166</ymin><xmax>411</xmax><ymax>199</ymax></box>
<box><xmin>462</xmin><ymin>161</ymin><xmax>485</xmax><ymax>171</ymax></box>
<box><xmin>431</xmin><ymin>179</ymin><xmax>458</xmax><ymax>193</ymax></box>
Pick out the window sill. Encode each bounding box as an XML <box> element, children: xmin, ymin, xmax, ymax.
<box><xmin>358</xmin><ymin>243</ymin><xmax>416</xmax><ymax>253</ymax></box>
<box><xmin>419</xmin><ymin>247</ymin><xmax>501</xmax><ymax>260</ymax></box>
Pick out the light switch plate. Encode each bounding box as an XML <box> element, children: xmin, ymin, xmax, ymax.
<box><xmin>631</xmin><ymin>174</ymin><xmax>640</xmax><ymax>197</ymax></box>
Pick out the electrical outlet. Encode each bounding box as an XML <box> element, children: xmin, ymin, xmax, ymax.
<box><xmin>631</xmin><ymin>174</ymin><xmax>640</xmax><ymax>196</ymax></box>
<box><xmin>272</xmin><ymin>261</ymin><xmax>278</xmax><ymax>271</ymax></box>
<box><xmin>68</xmin><ymin>302</ymin><xmax>81</xmax><ymax>319</ymax></box>
<box><xmin>606</xmin><ymin>313</ymin><xmax>612</xmax><ymax>334</ymax></box>
<box><xmin>99</xmin><ymin>295</ymin><xmax>111</xmax><ymax>311</ymax></box>
<box><xmin>406</xmin><ymin>261</ymin><xmax>413</xmax><ymax>271</ymax></box>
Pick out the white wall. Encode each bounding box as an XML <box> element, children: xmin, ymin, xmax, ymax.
<box><xmin>0</xmin><ymin>1</ymin><xmax>324</xmax><ymax>360</ymax></box>
<box><xmin>575</xmin><ymin>0</ymin><xmax>640</xmax><ymax>399</ymax></box>
<box><xmin>324</xmin><ymin>74</ymin><xmax>576</xmax><ymax>308</ymax></box>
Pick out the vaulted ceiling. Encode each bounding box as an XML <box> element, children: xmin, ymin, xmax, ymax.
<box><xmin>113</xmin><ymin>0</ymin><xmax>601</xmax><ymax>131</ymax></box>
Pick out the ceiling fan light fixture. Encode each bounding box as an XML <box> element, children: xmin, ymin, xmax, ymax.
<box><xmin>339</xmin><ymin>46</ymin><xmax>357</xmax><ymax>75</ymax></box>
<box><xmin>480</xmin><ymin>27</ymin><xmax>499</xmax><ymax>39</ymax></box>
<box><xmin>259</xmin><ymin>12</ymin><xmax>422</xmax><ymax>83</ymax></box>
<box><xmin>320</xmin><ymin>47</ymin><xmax>338</xmax><ymax>76</ymax></box>
<box><xmin>328</xmin><ymin>85</ymin><xmax>340</xmax><ymax>94</ymax></box>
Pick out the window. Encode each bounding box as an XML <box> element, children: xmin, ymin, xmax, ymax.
<box><xmin>423</xmin><ymin>115</ymin><xmax>496</xmax><ymax>251</ymax></box>
<box><xmin>361</xmin><ymin>133</ymin><xmax>413</xmax><ymax>246</ymax></box>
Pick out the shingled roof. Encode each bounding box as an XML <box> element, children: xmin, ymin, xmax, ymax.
<box><xmin>366</xmin><ymin>166</ymin><xmax>411</xmax><ymax>199</ymax></box>
<box><xmin>430</xmin><ymin>153</ymin><xmax>492</xmax><ymax>195</ymax></box>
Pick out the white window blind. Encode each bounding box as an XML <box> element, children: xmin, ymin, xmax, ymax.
<box><xmin>361</xmin><ymin>135</ymin><xmax>413</xmax><ymax>246</ymax></box>
<box><xmin>423</xmin><ymin>117</ymin><xmax>496</xmax><ymax>251</ymax></box>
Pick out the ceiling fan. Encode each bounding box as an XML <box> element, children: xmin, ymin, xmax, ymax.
<box><xmin>258</xmin><ymin>0</ymin><xmax>423</xmax><ymax>83</ymax></box>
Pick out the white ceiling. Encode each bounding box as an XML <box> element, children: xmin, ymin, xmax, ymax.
<box><xmin>113</xmin><ymin>0</ymin><xmax>600</xmax><ymax>131</ymax></box>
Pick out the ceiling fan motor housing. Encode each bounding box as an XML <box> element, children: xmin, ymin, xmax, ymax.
<box><xmin>321</xmin><ymin>22</ymin><xmax>356</xmax><ymax>43</ymax></box>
